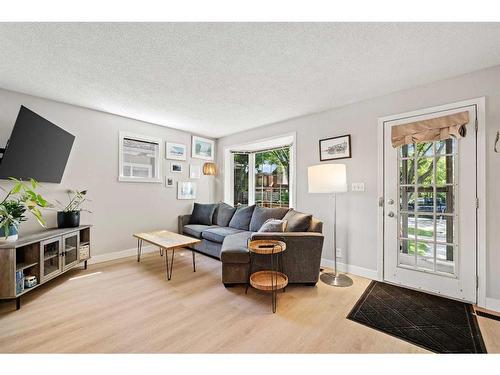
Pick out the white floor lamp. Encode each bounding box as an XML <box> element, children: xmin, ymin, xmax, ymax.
<box><xmin>308</xmin><ymin>164</ymin><xmax>353</xmax><ymax>287</ymax></box>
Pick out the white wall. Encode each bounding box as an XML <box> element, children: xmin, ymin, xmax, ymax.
<box><xmin>215</xmin><ymin>64</ymin><xmax>500</xmax><ymax>303</ymax></box>
<box><xmin>0</xmin><ymin>88</ymin><xmax>214</xmax><ymax>256</ymax></box>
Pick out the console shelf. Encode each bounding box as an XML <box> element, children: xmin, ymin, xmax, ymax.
<box><xmin>0</xmin><ymin>225</ymin><xmax>92</xmax><ymax>310</ymax></box>
<box><xmin>15</xmin><ymin>261</ymin><xmax>38</xmax><ymax>272</ymax></box>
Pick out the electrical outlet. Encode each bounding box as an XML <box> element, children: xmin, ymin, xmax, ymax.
<box><xmin>336</xmin><ymin>248</ymin><xmax>342</xmax><ymax>258</ymax></box>
<box><xmin>351</xmin><ymin>182</ymin><xmax>365</xmax><ymax>192</ymax></box>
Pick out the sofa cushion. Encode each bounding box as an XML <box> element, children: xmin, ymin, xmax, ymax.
<box><xmin>228</xmin><ymin>205</ymin><xmax>255</xmax><ymax>230</ymax></box>
<box><xmin>183</xmin><ymin>224</ymin><xmax>219</xmax><ymax>239</ymax></box>
<box><xmin>212</xmin><ymin>202</ymin><xmax>237</xmax><ymax>227</ymax></box>
<box><xmin>283</xmin><ymin>209</ymin><xmax>312</xmax><ymax>232</ymax></box>
<box><xmin>220</xmin><ymin>231</ymin><xmax>253</xmax><ymax>264</ymax></box>
<box><xmin>258</xmin><ymin>219</ymin><xmax>287</xmax><ymax>233</ymax></box>
<box><xmin>202</xmin><ymin>227</ymin><xmax>244</xmax><ymax>244</ymax></box>
<box><xmin>189</xmin><ymin>203</ymin><xmax>218</xmax><ymax>225</ymax></box>
<box><xmin>249</xmin><ymin>206</ymin><xmax>290</xmax><ymax>232</ymax></box>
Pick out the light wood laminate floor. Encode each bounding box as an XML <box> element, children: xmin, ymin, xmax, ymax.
<box><xmin>1</xmin><ymin>249</ymin><xmax>499</xmax><ymax>353</ymax></box>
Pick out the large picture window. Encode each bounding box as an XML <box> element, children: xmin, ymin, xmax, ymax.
<box><xmin>119</xmin><ymin>132</ymin><xmax>163</xmax><ymax>183</ymax></box>
<box><xmin>230</xmin><ymin>143</ymin><xmax>293</xmax><ymax>208</ymax></box>
<box><xmin>254</xmin><ymin>147</ymin><xmax>290</xmax><ymax>208</ymax></box>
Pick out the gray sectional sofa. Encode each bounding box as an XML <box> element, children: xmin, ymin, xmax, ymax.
<box><xmin>178</xmin><ymin>203</ymin><xmax>324</xmax><ymax>286</ymax></box>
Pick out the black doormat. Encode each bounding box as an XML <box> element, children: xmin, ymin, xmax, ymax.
<box><xmin>347</xmin><ymin>281</ymin><xmax>487</xmax><ymax>353</ymax></box>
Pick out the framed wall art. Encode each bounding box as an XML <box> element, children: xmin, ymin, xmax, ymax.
<box><xmin>319</xmin><ymin>134</ymin><xmax>351</xmax><ymax>161</ymax></box>
<box><xmin>166</xmin><ymin>142</ymin><xmax>187</xmax><ymax>160</ymax></box>
<box><xmin>192</xmin><ymin>135</ymin><xmax>215</xmax><ymax>161</ymax></box>
<box><xmin>170</xmin><ymin>162</ymin><xmax>183</xmax><ymax>173</ymax></box>
<box><xmin>177</xmin><ymin>181</ymin><xmax>197</xmax><ymax>200</ymax></box>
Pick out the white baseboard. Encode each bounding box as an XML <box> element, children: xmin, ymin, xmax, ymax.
<box><xmin>485</xmin><ymin>297</ymin><xmax>500</xmax><ymax>313</ymax></box>
<box><xmin>88</xmin><ymin>245</ymin><xmax>157</xmax><ymax>265</ymax></box>
<box><xmin>321</xmin><ymin>258</ymin><xmax>379</xmax><ymax>280</ymax></box>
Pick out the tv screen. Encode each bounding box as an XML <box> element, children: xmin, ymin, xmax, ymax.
<box><xmin>0</xmin><ymin>106</ymin><xmax>75</xmax><ymax>183</ymax></box>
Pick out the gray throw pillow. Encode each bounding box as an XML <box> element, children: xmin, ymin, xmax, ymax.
<box><xmin>212</xmin><ymin>202</ymin><xmax>237</xmax><ymax>227</ymax></box>
<box><xmin>283</xmin><ymin>209</ymin><xmax>312</xmax><ymax>232</ymax></box>
<box><xmin>249</xmin><ymin>206</ymin><xmax>290</xmax><ymax>232</ymax></box>
<box><xmin>189</xmin><ymin>203</ymin><xmax>218</xmax><ymax>225</ymax></box>
<box><xmin>258</xmin><ymin>219</ymin><xmax>287</xmax><ymax>233</ymax></box>
<box><xmin>228</xmin><ymin>205</ymin><xmax>256</xmax><ymax>230</ymax></box>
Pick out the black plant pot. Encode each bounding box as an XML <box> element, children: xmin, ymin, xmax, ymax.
<box><xmin>57</xmin><ymin>211</ymin><xmax>80</xmax><ymax>228</ymax></box>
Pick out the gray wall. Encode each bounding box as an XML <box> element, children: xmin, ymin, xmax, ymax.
<box><xmin>0</xmin><ymin>88</ymin><xmax>214</xmax><ymax>256</ymax></box>
<box><xmin>215</xmin><ymin>65</ymin><xmax>500</xmax><ymax>301</ymax></box>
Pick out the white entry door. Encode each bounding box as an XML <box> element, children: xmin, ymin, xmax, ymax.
<box><xmin>383</xmin><ymin>105</ymin><xmax>477</xmax><ymax>302</ymax></box>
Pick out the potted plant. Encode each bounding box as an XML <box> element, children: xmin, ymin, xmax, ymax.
<box><xmin>0</xmin><ymin>178</ymin><xmax>50</xmax><ymax>242</ymax></box>
<box><xmin>56</xmin><ymin>190</ymin><xmax>90</xmax><ymax>228</ymax></box>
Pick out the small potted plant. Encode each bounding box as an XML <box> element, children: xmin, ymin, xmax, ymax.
<box><xmin>0</xmin><ymin>178</ymin><xmax>50</xmax><ymax>242</ymax></box>
<box><xmin>56</xmin><ymin>190</ymin><xmax>90</xmax><ymax>228</ymax></box>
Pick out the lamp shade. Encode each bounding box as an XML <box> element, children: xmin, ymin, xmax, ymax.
<box><xmin>308</xmin><ymin>164</ymin><xmax>347</xmax><ymax>193</ymax></box>
<box><xmin>203</xmin><ymin>162</ymin><xmax>217</xmax><ymax>176</ymax></box>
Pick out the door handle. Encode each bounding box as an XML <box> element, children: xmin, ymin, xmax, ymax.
<box><xmin>388</xmin><ymin>211</ymin><xmax>395</xmax><ymax>217</ymax></box>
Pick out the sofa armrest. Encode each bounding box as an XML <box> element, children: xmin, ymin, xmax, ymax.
<box><xmin>178</xmin><ymin>214</ymin><xmax>192</xmax><ymax>234</ymax></box>
<box><xmin>251</xmin><ymin>231</ymin><xmax>324</xmax><ymax>241</ymax></box>
<box><xmin>250</xmin><ymin>231</ymin><xmax>324</xmax><ymax>283</ymax></box>
<box><xmin>250</xmin><ymin>232</ymin><xmax>324</xmax><ymax>255</ymax></box>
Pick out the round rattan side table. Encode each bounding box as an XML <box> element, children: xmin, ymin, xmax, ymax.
<box><xmin>246</xmin><ymin>239</ymin><xmax>288</xmax><ymax>313</ymax></box>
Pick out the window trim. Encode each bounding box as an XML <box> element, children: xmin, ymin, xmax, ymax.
<box><xmin>224</xmin><ymin>132</ymin><xmax>296</xmax><ymax>208</ymax></box>
<box><xmin>118</xmin><ymin>131</ymin><xmax>163</xmax><ymax>183</ymax></box>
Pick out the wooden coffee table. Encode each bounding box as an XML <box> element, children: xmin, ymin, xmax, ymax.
<box><xmin>133</xmin><ymin>230</ymin><xmax>201</xmax><ymax>280</ymax></box>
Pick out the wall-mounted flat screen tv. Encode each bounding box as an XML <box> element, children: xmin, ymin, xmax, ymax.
<box><xmin>0</xmin><ymin>106</ymin><xmax>75</xmax><ymax>183</ymax></box>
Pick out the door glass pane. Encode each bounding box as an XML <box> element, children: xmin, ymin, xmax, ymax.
<box><xmin>397</xmin><ymin>139</ymin><xmax>457</xmax><ymax>276</ymax></box>
<box><xmin>436</xmin><ymin>189</ymin><xmax>454</xmax><ymax>214</ymax></box>
<box><xmin>416</xmin><ymin>157</ymin><xmax>433</xmax><ymax>186</ymax></box>
<box><xmin>399</xmin><ymin>212</ymin><xmax>415</xmax><ymax>240</ymax></box>
<box><xmin>436</xmin><ymin>215</ymin><xmax>455</xmax><ymax>245</ymax></box>
<box><xmin>64</xmin><ymin>235</ymin><xmax>78</xmax><ymax>266</ymax></box>
<box><xmin>43</xmin><ymin>240</ymin><xmax>60</xmax><ymax>277</ymax></box>
<box><xmin>416</xmin><ymin>241</ymin><xmax>434</xmax><ymax>271</ymax></box>
<box><xmin>436</xmin><ymin>138</ymin><xmax>456</xmax><ymax>155</ymax></box>
<box><xmin>436</xmin><ymin>244</ymin><xmax>455</xmax><ymax>274</ymax></box>
<box><xmin>400</xmin><ymin>186</ymin><xmax>415</xmax><ymax>212</ymax></box>
<box><xmin>416</xmin><ymin>142</ymin><xmax>434</xmax><ymax>157</ymax></box>
<box><xmin>233</xmin><ymin>153</ymin><xmax>249</xmax><ymax>207</ymax></box>
<box><xmin>400</xmin><ymin>159</ymin><xmax>414</xmax><ymax>185</ymax></box>
<box><xmin>415</xmin><ymin>214</ymin><xmax>434</xmax><ymax>242</ymax></box>
<box><xmin>254</xmin><ymin>147</ymin><xmax>290</xmax><ymax>208</ymax></box>
<box><xmin>400</xmin><ymin>143</ymin><xmax>415</xmax><ymax>158</ymax></box>
<box><xmin>416</xmin><ymin>191</ymin><xmax>434</xmax><ymax>212</ymax></box>
<box><xmin>399</xmin><ymin>239</ymin><xmax>415</xmax><ymax>267</ymax></box>
<box><xmin>436</xmin><ymin>155</ymin><xmax>454</xmax><ymax>186</ymax></box>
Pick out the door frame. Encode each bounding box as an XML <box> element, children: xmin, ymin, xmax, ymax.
<box><xmin>377</xmin><ymin>97</ymin><xmax>486</xmax><ymax>306</ymax></box>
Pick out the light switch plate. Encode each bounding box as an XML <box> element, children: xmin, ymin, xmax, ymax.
<box><xmin>336</xmin><ymin>248</ymin><xmax>342</xmax><ymax>257</ymax></box>
<box><xmin>352</xmin><ymin>182</ymin><xmax>365</xmax><ymax>192</ymax></box>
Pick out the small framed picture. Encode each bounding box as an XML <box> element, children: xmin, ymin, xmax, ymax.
<box><xmin>165</xmin><ymin>176</ymin><xmax>174</xmax><ymax>188</ymax></box>
<box><xmin>170</xmin><ymin>162</ymin><xmax>183</xmax><ymax>173</ymax></box>
<box><xmin>189</xmin><ymin>164</ymin><xmax>201</xmax><ymax>179</ymax></box>
<box><xmin>177</xmin><ymin>181</ymin><xmax>197</xmax><ymax>200</ymax></box>
<box><xmin>166</xmin><ymin>142</ymin><xmax>187</xmax><ymax>160</ymax></box>
<box><xmin>319</xmin><ymin>134</ymin><xmax>352</xmax><ymax>161</ymax></box>
<box><xmin>192</xmin><ymin>135</ymin><xmax>215</xmax><ymax>161</ymax></box>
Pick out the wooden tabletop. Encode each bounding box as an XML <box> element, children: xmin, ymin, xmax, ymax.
<box><xmin>248</xmin><ymin>240</ymin><xmax>286</xmax><ymax>255</ymax></box>
<box><xmin>133</xmin><ymin>230</ymin><xmax>200</xmax><ymax>250</ymax></box>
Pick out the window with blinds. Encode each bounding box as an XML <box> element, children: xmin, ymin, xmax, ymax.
<box><xmin>119</xmin><ymin>132</ymin><xmax>162</xmax><ymax>183</ymax></box>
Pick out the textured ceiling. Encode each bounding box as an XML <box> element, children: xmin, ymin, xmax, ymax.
<box><xmin>2</xmin><ymin>23</ymin><xmax>500</xmax><ymax>138</ymax></box>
